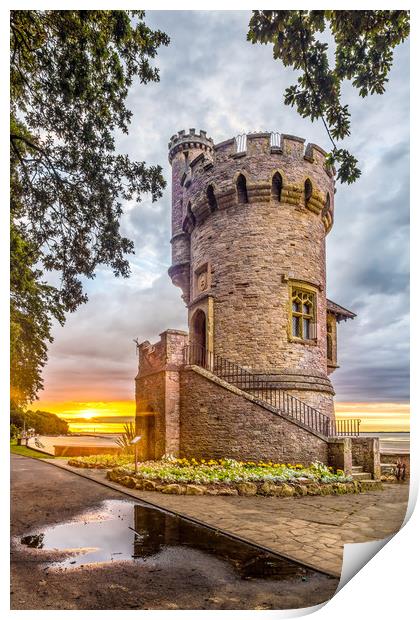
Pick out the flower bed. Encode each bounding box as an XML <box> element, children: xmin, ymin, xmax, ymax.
<box><xmin>68</xmin><ymin>455</ymin><xmax>382</xmax><ymax>496</ymax></box>
<box><xmin>68</xmin><ymin>453</ymin><xmax>133</xmax><ymax>469</ymax></box>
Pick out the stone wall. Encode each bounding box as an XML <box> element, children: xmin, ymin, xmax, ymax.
<box><xmin>179</xmin><ymin>366</ymin><xmax>328</xmax><ymax>464</ymax></box>
<box><xmin>53</xmin><ymin>445</ymin><xmax>120</xmax><ymax>457</ymax></box>
<box><xmin>351</xmin><ymin>437</ymin><xmax>381</xmax><ymax>480</ymax></box>
<box><xmin>381</xmin><ymin>453</ymin><xmax>410</xmax><ymax>478</ymax></box>
<box><xmin>135</xmin><ymin>330</ymin><xmax>188</xmax><ymax>459</ymax></box>
<box><xmin>327</xmin><ymin>438</ymin><xmax>352</xmax><ymax>476</ymax></box>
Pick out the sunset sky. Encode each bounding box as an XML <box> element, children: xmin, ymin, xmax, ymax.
<box><xmin>29</xmin><ymin>12</ymin><xmax>410</xmax><ymax>433</ymax></box>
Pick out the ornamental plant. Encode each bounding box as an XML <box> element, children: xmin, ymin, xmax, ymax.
<box><xmin>68</xmin><ymin>454</ymin><xmax>352</xmax><ymax>484</ymax></box>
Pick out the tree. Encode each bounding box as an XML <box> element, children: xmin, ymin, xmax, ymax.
<box><xmin>10</xmin><ymin>11</ymin><xmax>169</xmax><ymax>404</ymax></box>
<box><xmin>10</xmin><ymin>402</ymin><xmax>69</xmax><ymax>435</ymax></box>
<box><xmin>248</xmin><ymin>10</ymin><xmax>410</xmax><ymax>183</ymax></box>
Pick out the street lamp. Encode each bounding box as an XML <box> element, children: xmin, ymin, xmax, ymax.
<box><xmin>129</xmin><ymin>436</ymin><xmax>142</xmax><ymax>474</ymax></box>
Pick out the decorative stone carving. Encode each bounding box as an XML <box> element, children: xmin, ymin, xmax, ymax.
<box><xmin>197</xmin><ymin>271</ymin><xmax>207</xmax><ymax>292</ymax></box>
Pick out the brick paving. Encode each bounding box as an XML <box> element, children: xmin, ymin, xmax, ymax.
<box><xmin>48</xmin><ymin>461</ymin><xmax>409</xmax><ymax>577</ymax></box>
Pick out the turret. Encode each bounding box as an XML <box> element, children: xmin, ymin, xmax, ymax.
<box><xmin>168</xmin><ymin>129</ymin><xmax>214</xmax><ymax>303</ymax></box>
<box><xmin>167</xmin><ymin>130</ymin><xmax>345</xmax><ymax>420</ymax></box>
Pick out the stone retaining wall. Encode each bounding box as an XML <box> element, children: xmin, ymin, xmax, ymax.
<box><xmin>180</xmin><ymin>366</ymin><xmax>328</xmax><ymax>464</ymax></box>
<box><xmin>381</xmin><ymin>453</ymin><xmax>410</xmax><ymax>478</ymax></box>
<box><xmin>54</xmin><ymin>445</ymin><xmax>120</xmax><ymax>457</ymax></box>
<box><xmin>106</xmin><ymin>469</ymin><xmax>383</xmax><ymax>497</ymax></box>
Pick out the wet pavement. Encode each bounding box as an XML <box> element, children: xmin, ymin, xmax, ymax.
<box><xmin>51</xmin><ymin>459</ymin><xmax>410</xmax><ymax>577</ymax></box>
<box><xmin>19</xmin><ymin>497</ymin><xmax>318</xmax><ymax>579</ymax></box>
<box><xmin>11</xmin><ymin>455</ymin><xmax>338</xmax><ymax>610</ymax></box>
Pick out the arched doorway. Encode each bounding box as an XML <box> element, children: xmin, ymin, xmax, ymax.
<box><xmin>144</xmin><ymin>406</ymin><xmax>156</xmax><ymax>461</ymax></box>
<box><xmin>190</xmin><ymin>309</ymin><xmax>206</xmax><ymax>365</ymax></box>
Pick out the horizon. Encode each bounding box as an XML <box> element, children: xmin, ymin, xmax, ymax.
<box><xmin>28</xmin><ymin>400</ymin><xmax>410</xmax><ymax>434</ymax></box>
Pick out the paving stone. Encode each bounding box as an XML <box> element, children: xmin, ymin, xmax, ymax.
<box><xmin>55</xmin><ymin>463</ymin><xmax>409</xmax><ymax>577</ymax></box>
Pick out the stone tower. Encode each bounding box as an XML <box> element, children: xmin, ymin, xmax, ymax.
<box><xmin>168</xmin><ymin>130</ymin><xmax>349</xmax><ymax>421</ymax></box>
<box><xmin>135</xmin><ymin>129</ymin><xmax>360</xmax><ymax>468</ymax></box>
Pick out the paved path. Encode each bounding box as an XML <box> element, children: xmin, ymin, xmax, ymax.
<box><xmin>48</xmin><ymin>460</ymin><xmax>409</xmax><ymax>577</ymax></box>
<box><xmin>11</xmin><ymin>455</ymin><xmax>338</xmax><ymax>610</ymax></box>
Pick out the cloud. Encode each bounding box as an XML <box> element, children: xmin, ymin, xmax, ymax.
<box><xmin>39</xmin><ymin>11</ymin><xmax>409</xmax><ymax>406</ymax></box>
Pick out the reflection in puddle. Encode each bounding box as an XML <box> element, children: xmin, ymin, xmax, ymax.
<box><xmin>20</xmin><ymin>533</ymin><xmax>44</xmax><ymax>549</ymax></box>
<box><xmin>20</xmin><ymin>499</ymin><xmax>312</xmax><ymax>581</ymax></box>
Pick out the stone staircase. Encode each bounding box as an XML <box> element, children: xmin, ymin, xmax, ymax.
<box><xmin>351</xmin><ymin>465</ymin><xmax>372</xmax><ymax>481</ymax></box>
<box><xmin>184</xmin><ymin>343</ymin><xmax>361</xmax><ymax>439</ymax></box>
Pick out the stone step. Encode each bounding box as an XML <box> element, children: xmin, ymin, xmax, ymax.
<box><xmin>352</xmin><ymin>472</ymin><xmax>372</xmax><ymax>481</ymax></box>
<box><xmin>381</xmin><ymin>463</ymin><xmax>397</xmax><ymax>473</ymax></box>
<box><xmin>351</xmin><ymin>466</ymin><xmax>364</xmax><ymax>472</ymax></box>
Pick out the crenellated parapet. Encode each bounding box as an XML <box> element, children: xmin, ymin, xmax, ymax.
<box><xmin>170</xmin><ymin>131</ymin><xmax>335</xmax><ymax>238</ymax></box>
<box><xmin>168</xmin><ymin>129</ymin><xmax>214</xmax><ymax>164</ymax></box>
<box><xmin>168</xmin><ymin>129</ymin><xmax>336</xmax><ymax>303</ymax></box>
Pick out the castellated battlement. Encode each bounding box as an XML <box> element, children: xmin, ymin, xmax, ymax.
<box><xmin>168</xmin><ymin>130</ymin><xmax>335</xmax><ymax>242</ymax></box>
<box><xmin>168</xmin><ymin>129</ymin><xmax>214</xmax><ymax>163</ymax></box>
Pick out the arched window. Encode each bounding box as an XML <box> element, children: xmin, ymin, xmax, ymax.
<box><xmin>207</xmin><ymin>184</ymin><xmax>218</xmax><ymax>212</ymax></box>
<box><xmin>187</xmin><ymin>202</ymin><xmax>195</xmax><ymax>226</ymax></box>
<box><xmin>237</xmin><ymin>174</ymin><xmax>249</xmax><ymax>204</ymax></box>
<box><xmin>304</xmin><ymin>179</ymin><xmax>312</xmax><ymax>207</ymax></box>
<box><xmin>322</xmin><ymin>193</ymin><xmax>331</xmax><ymax>219</ymax></box>
<box><xmin>291</xmin><ymin>285</ymin><xmax>317</xmax><ymax>341</ymax></box>
<box><xmin>271</xmin><ymin>172</ymin><xmax>283</xmax><ymax>202</ymax></box>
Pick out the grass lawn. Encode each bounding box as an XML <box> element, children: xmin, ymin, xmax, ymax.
<box><xmin>10</xmin><ymin>440</ymin><xmax>55</xmax><ymax>459</ymax></box>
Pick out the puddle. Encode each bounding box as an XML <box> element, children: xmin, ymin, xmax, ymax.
<box><xmin>19</xmin><ymin>499</ymin><xmax>316</xmax><ymax>581</ymax></box>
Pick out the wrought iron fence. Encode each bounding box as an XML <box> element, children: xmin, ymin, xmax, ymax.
<box><xmin>330</xmin><ymin>418</ymin><xmax>362</xmax><ymax>436</ymax></box>
<box><xmin>184</xmin><ymin>343</ymin><xmax>360</xmax><ymax>438</ymax></box>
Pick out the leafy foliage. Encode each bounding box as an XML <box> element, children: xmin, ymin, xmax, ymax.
<box><xmin>115</xmin><ymin>421</ymin><xmax>136</xmax><ymax>453</ymax></box>
<box><xmin>10</xmin><ymin>401</ymin><xmax>69</xmax><ymax>434</ymax></box>
<box><xmin>248</xmin><ymin>10</ymin><xmax>410</xmax><ymax>183</ymax></box>
<box><xmin>69</xmin><ymin>455</ymin><xmax>351</xmax><ymax>484</ymax></box>
<box><xmin>10</xmin><ymin>11</ymin><xmax>169</xmax><ymax>404</ymax></box>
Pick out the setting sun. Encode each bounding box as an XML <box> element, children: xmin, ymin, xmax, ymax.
<box><xmin>80</xmin><ymin>409</ymin><xmax>97</xmax><ymax>420</ymax></box>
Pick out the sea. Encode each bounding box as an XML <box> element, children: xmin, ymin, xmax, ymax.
<box><xmin>66</xmin><ymin>425</ymin><xmax>409</xmax><ymax>455</ymax></box>
<box><xmin>359</xmin><ymin>432</ymin><xmax>410</xmax><ymax>454</ymax></box>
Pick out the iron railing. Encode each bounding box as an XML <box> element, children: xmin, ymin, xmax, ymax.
<box><xmin>330</xmin><ymin>418</ymin><xmax>362</xmax><ymax>437</ymax></box>
<box><xmin>184</xmin><ymin>344</ymin><xmax>360</xmax><ymax>438</ymax></box>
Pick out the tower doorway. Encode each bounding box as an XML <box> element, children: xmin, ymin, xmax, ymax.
<box><xmin>144</xmin><ymin>408</ymin><xmax>156</xmax><ymax>460</ymax></box>
<box><xmin>190</xmin><ymin>309</ymin><xmax>206</xmax><ymax>365</ymax></box>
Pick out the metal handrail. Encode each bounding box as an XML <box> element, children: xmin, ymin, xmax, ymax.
<box><xmin>183</xmin><ymin>344</ymin><xmax>360</xmax><ymax>438</ymax></box>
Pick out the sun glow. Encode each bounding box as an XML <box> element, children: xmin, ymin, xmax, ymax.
<box><xmin>27</xmin><ymin>400</ymin><xmax>135</xmax><ymax>434</ymax></box>
<box><xmin>80</xmin><ymin>409</ymin><xmax>96</xmax><ymax>420</ymax></box>
<box><xmin>28</xmin><ymin>400</ymin><xmax>409</xmax><ymax>434</ymax></box>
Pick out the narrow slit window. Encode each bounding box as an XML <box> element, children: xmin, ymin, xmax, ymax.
<box><xmin>237</xmin><ymin>174</ymin><xmax>249</xmax><ymax>204</ymax></box>
<box><xmin>271</xmin><ymin>172</ymin><xmax>283</xmax><ymax>202</ymax></box>
<box><xmin>187</xmin><ymin>202</ymin><xmax>195</xmax><ymax>226</ymax></box>
<box><xmin>207</xmin><ymin>185</ymin><xmax>218</xmax><ymax>212</ymax></box>
<box><xmin>304</xmin><ymin>179</ymin><xmax>312</xmax><ymax>208</ymax></box>
<box><xmin>327</xmin><ymin>320</ymin><xmax>333</xmax><ymax>362</ymax></box>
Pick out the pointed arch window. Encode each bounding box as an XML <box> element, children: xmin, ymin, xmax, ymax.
<box><xmin>290</xmin><ymin>285</ymin><xmax>317</xmax><ymax>341</ymax></box>
<box><xmin>304</xmin><ymin>179</ymin><xmax>312</xmax><ymax>208</ymax></box>
<box><xmin>207</xmin><ymin>184</ymin><xmax>218</xmax><ymax>212</ymax></box>
<box><xmin>182</xmin><ymin>201</ymin><xmax>195</xmax><ymax>233</ymax></box>
<box><xmin>237</xmin><ymin>174</ymin><xmax>249</xmax><ymax>204</ymax></box>
<box><xmin>271</xmin><ymin>172</ymin><xmax>283</xmax><ymax>202</ymax></box>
